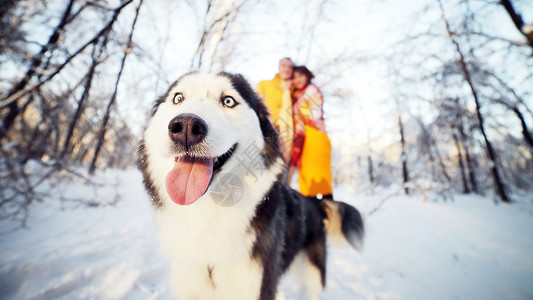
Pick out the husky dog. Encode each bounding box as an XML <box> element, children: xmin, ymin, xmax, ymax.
<box><xmin>139</xmin><ymin>72</ymin><xmax>364</xmax><ymax>300</ymax></box>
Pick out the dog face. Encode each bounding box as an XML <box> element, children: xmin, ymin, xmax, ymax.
<box><xmin>140</xmin><ymin>72</ymin><xmax>282</xmax><ymax>208</ymax></box>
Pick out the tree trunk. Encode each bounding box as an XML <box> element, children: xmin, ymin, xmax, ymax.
<box><xmin>453</xmin><ymin>131</ymin><xmax>470</xmax><ymax>193</ymax></box>
<box><xmin>458</xmin><ymin>54</ymin><xmax>509</xmax><ymax>202</ymax></box>
<box><xmin>458</xmin><ymin>124</ymin><xmax>479</xmax><ymax>194</ymax></box>
<box><xmin>438</xmin><ymin>0</ymin><xmax>510</xmax><ymax>202</ymax></box>
<box><xmin>367</xmin><ymin>155</ymin><xmax>375</xmax><ymax>184</ymax></box>
<box><xmin>398</xmin><ymin>115</ymin><xmax>409</xmax><ymax>195</ymax></box>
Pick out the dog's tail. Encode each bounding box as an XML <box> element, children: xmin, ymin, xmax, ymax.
<box><xmin>321</xmin><ymin>199</ymin><xmax>364</xmax><ymax>250</ymax></box>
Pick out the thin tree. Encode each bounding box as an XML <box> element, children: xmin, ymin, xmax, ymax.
<box><xmin>89</xmin><ymin>0</ymin><xmax>143</xmax><ymax>174</ymax></box>
<box><xmin>452</xmin><ymin>131</ymin><xmax>470</xmax><ymax>193</ymax></box>
<box><xmin>398</xmin><ymin>114</ymin><xmax>409</xmax><ymax>195</ymax></box>
<box><xmin>438</xmin><ymin>0</ymin><xmax>510</xmax><ymax>202</ymax></box>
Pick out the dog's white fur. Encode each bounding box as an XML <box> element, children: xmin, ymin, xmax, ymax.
<box><xmin>143</xmin><ymin>73</ymin><xmax>286</xmax><ymax>299</ymax></box>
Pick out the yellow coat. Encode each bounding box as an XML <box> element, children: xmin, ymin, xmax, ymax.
<box><xmin>298</xmin><ymin>125</ymin><xmax>333</xmax><ymax>197</ymax></box>
<box><xmin>292</xmin><ymin>85</ymin><xmax>333</xmax><ymax>197</ymax></box>
<box><xmin>257</xmin><ymin>74</ymin><xmax>283</xmax><ymax>122</ymax></box>
<box><xmin>257</xmin><ymin>74</ymin><xmax>294</xmax><ymax>162</ymax></box>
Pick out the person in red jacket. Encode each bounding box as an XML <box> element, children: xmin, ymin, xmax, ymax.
<box><xmin>290</xmin><ymin>65</ymin><xmax>333</xmax><ymax>199</ymax></box>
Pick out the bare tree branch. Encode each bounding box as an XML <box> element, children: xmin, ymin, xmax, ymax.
<box><xmin>438</xmin><ymin>0</ymin><xmax>510</xmax><ymax>202</ymax></box>
<box><xmin>499</xmin><ymin>0</ymin><xmax>533</xmax><ymax>54</ymax></box>
<box><xmin>89</xmin><ymin>0</ymin><xmax>144</xmax><ymax>174</ymax></box>
<box><xmin>0</xmin><ymin>0</ymin><xmax>135</xmax><ymax>112</ymax></box>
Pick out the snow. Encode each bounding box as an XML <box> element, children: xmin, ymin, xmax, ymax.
<box><xmin>1</xmin><ymin>169</ymin><xmax>532</xmax><ymax>300</ymax></box>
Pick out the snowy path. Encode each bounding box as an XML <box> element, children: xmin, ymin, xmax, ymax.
<box><xmin>1</xmin><ymin>169</ymin><xmax>532</xmax><ymax>299</ymax></box>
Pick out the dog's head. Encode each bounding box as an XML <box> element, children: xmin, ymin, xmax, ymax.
<box><xmin>139</xmin><ymin>72</ymin><xmax>283</xmax><ymax>208</ymax></box>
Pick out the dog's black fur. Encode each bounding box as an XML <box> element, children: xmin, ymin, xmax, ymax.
<box><xmin>138</xmin><ymin>72</ymin><xmax>364</xmax><ymax>300</ymax></box>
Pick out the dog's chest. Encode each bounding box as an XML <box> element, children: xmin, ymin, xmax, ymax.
<box><xmin>155</xmin><ymin>200</ymin><xmax>258</xmax><ymax>264</ymax></box>
<box><xmin>155</xmin><ymin>202</ymin><xmax>264</xmax><ymax>299</ymax></box>
<box><xmin>169</xmin><ymin>253</ymin><xmax>263</xmax><ymax>299</ymax></box>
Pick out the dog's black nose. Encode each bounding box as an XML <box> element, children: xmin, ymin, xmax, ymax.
<box><xmin>168</xmin><ymin>114</ymin><xmax>208</xmax><ymax>150</ymax></box>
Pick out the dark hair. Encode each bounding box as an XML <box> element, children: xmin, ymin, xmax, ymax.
<box><xmin>293</xmin><ymin>65</ymin><xmax>314</xmax><ymax>82</ymax></box>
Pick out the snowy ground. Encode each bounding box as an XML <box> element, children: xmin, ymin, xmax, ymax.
<box><xmin>1</xmin><ymin>169</ymin><xmax>532</xmax><ymax>300</ymax></box>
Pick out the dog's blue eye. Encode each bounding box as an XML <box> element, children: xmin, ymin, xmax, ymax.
<box><xmin>172</xmin><ymin>93</ymin><xmax>184</xmax><ymax>105</ymax></box>
<box><xmin>222</xmin><ymin>96</ymin><xmax>237</xmax><ymax>108</ymax></box>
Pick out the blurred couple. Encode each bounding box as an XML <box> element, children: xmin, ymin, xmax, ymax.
<box><xmin>257</xmin><ymin>57</ymin><xmax>333</xmax><ymax>200</ymax></box>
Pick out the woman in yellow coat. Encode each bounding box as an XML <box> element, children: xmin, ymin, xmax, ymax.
<box><xmin>291</xmin><ymin>65</ymin><xmax>333</xmax><ymax>199</ymax></box>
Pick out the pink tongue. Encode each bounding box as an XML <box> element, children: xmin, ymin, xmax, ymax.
<box><xmin>165</xmin><ymin>156</ymin><xmax>214</xmax><ymax>205</ymax></box>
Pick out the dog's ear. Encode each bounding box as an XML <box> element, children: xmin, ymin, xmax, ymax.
<box><xmin>219</xmin><ymin>72</ymin><xmax>282</xmax><ymax>168</ymax></box>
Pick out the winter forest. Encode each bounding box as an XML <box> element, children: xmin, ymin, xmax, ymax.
<box><xmin>1</xmin><ymin>0</ymin><xmax>533</xmax><ymax>299</ymax></box>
